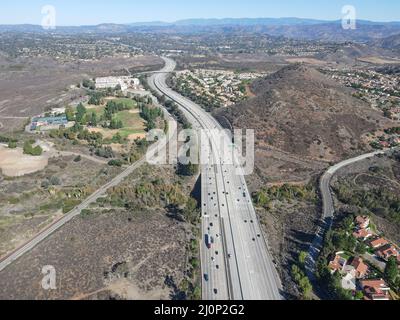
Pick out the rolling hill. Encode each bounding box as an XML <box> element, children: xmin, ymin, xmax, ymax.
<box><xmin>214</xmin><ymin>64</ymin><xmax>390</xmax><ymax>163</ymax></box>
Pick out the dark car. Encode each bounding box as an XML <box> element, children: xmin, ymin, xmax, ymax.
<box><xmin>204</xmin><ymin>274</ymin><xmax>209</xmax><ymax>282</ymax></box>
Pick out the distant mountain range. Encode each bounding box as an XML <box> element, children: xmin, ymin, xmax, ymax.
<box><xmin>128</xmin><ymin>17</ymin><xmax>400</xmax><ymax>27</ymax></box>
<box><xmin>128</xmin><ymin>17</ymin><xmax>332</xmax><ymax>27</ymax></box>
<box><xmin>1</xmin><ymin>18</ymin><xmax>400</xmax><ymax>43</ymax></box>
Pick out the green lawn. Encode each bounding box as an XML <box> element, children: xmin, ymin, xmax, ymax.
<box><xmin>111</xmin><ymin>98</ymin><xmax>137</xmax><ymax>109</ymax></box>
<box><xmin>118</xmin><ymin>128</ymin><xmax>146</xmax><ymax>138</ymax></box>
<box><xmin>113</xmin><ymin>110</ymin><xmax>145</xmax><ymax>129</ymax></box>
<box><xmin>340</xmin><ymin>252</ymin><xmax>352</xmax><ymax>261</ymax></box>
<box><xmin>85</xmin><ymin>98</ymin><xmax>145</xmax><ymax>140</ymax></box>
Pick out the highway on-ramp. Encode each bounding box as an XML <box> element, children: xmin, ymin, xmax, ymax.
<box><xmin>148</xmin><ymin>57</ymin><xmax>282</xmax><ymax>300</ymax></box>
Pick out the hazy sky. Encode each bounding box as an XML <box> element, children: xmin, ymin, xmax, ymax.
<box><xmin>1</xmin><ymin>0</ymin><xmax>400</xmax><ymax>25</ymax></box>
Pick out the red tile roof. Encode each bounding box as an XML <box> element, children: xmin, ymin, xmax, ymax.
<box><xmin>350</xmin><ymin>257</ymin><xmax>369</xmax><ymax>279</ymax></box>
<box><xmin>377</xmin><ymin>245</ymin><xmax>399</xmax><ymax>261</ymax></box>
<box><xmin>355</xmin><ymin>216</ymin><xmax>370</xmax><ymax>228</ymax></box>
<box><xmin>328</xmin><ymin>254</ymin><xmax>346</xmax><ymax>273</ymax></box>
<box><xmin>353</xmin><ymin>228</ymin><xmax>373</xmax><ymax>240</ymax></box>
<box><xmin>370</xmin><ymin>238</ymin><xmax>389</xmax><ymax>249</ymax></box>
<box><xmin>361</xmin><ymin>279</ymin><xmax>390</xmax><ymax>300</ymax></box>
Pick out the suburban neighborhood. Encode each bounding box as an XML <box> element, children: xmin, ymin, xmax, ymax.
<box><xmin>328</xmin><ymin>215</ymin><xmax>400</xmax><ymax>300</ymax></box>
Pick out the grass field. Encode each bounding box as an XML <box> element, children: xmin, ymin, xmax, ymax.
<box><xmin>86</xmin><ymin>98</ymin><xmax>146</xmax><ymax>140</ymax></box>
<box><xmin>110</xmin><ymin>98</ymin><xmax>137</xmax><ymax>109</ymax></box>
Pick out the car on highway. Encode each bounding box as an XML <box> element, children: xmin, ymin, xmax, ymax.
<box><xmin>214</xmin><ymin>289</ymin><xmax>218</xmax><ymax>294</ymax></box>
<box><xmin>204</xmin><ymin>274</ymin><xmax>209</xmax><ymax>282</ymax></box>
<box><xmin>205</xmin><ymin>234</ymin><xmax>212</xmax><ymax>249</ymax></box>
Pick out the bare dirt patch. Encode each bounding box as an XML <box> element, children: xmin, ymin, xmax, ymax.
<box><xmin>0</xmin><ymin>55</ymin><xmax>163</xmax><ymax>133</ymax></box>
<box><xmin>286</xmin><ymin>57</ymin><xmax>326</xmax><ymax>65</ymax></box>
<box><xmin>357</xmin><ymin>56</ymin><xmax>400</xmax><ymax>65</ymax></box>
<box><xmin>0</xmin><ymin>145</ymin><xmax>48</xmax><ymax>177</ymax></box>
<box><xmin>0</xmin><ymin>210</ymin><xmax>187</xmax><ymax>300</ymax></box>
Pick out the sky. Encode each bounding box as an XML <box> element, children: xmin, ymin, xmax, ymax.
<box><xmin>1</xmin><ymin>0</ymin><xmax>400</xmax><ymax>26</ymax></box>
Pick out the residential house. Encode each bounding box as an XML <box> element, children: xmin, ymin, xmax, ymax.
<box><xmin>376</xmin><ymin>244</ymin><xmax>399</xmax><ymax>262</ymax></box>
<box><xmin>370</xmin><ymin>237</ymin><xmax>389</xmax><ymax>249</ymax></box>
<box><xmin>341</xmin><ymin>266</ymin><xmax>357</xmax><ymax>291</ymax></box>
<box><xmin>379</xmin><ymin>141</ymin><xmax>390</xmax><ymax>148</ymax></box>
<box><xmin>328</xmin><ymin>253</ymin><xmax>347</xmax><ymax>274</ymax></box>
<box><xmin>350</xmin><ymin>257</ymin><xmax>369</xmax><ymax>279</ymax></box>
<box><xmin>353</xmin><ymin>228</ymin><xmax>373</xmax><ymax>241</ymax></box>
<box><xmin>361</xmin><ymin>279</ymin><xmax>390</xmax><ymax>301</ymax></box>
<box><xmin>356</xmin><ymin>216</ymin><xmax>370</xmax><ymax>229</ymax></box>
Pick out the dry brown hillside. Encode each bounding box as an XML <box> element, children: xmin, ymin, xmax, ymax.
<box><xmin>215</xmin><ymin>64</ymin><xmax>389</xmax><ymax>164</ymax></box>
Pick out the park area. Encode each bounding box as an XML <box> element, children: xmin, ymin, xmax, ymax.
<box><xmin>85</xmin><ymin>97</ymin><xmax>147</xmax><ymax>141</ymax></box>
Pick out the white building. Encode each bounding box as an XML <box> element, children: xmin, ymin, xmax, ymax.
<box><xmin>131</xmin><ymin>78</ymin><xmax>140</xmax><ymax>87</ymax></box>
<box><xmin>341</xmin><ymin>266</ymin><xmax>357</xmax><ymax>291</ymax></box>
<box><xmin>95</xmin><ymin>77</ymin><xmax>128</xmax><ymax>91</ymax></box>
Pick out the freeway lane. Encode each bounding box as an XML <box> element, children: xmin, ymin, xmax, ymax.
<box><xmin>149</xmin><ymin>57</ymin><xmax>282</xmax><ymax>300</ymax></box>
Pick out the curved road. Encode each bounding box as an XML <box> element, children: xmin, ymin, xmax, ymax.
<box><xmin>148</xmin><ymin>57</ymin><xmax>282</xmax><ymax>300</ymax></box>
<box><xmin>306</xmin><ymin>149</ymin><xmax>389</xmax><ymax>280</ymax></box>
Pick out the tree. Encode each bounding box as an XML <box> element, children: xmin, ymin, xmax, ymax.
<box><xmin>299</xmin><ymin>251</ymin><xmax>308</xmax><ymax>267</ymax></box>
<box><xmin>355</xmin><ymin>242</ymin><xmax>367</xmax><ymax>255</ymax></box>
<box><xmin>49</xmin><ymin>176</ymin><xmax>61</xmax><ymax>186</ymax></box>
<box><xmin>65</xmin><ymin>106</ymin><xmax>75</xmax><ymax>121</ymax></box>
<box><xmin>76</xmin><ymin>103</ymin><xmax>87</xmax><ymax>124</ymax></box>
<box><xmin>355</xmin><ymin>291</ymin><xmax>364</xmax><ymax>300</ymax></box>
<box><xmin>177</xmin><ymin>162</ymin><xmax>199</xmax><ymax>176</ymax></box>
<box><xmin>8</xmin><ymin>141</ymin><xmax>17</xmax><ymax>149</ymax></box>
<box><xmin>108</xmin><ymin>159</ymin><xmax>123</xmax><ymax>167</ymax></box>
<box><xmin>112</xmin><ymin>132</ymin><xmax>123</xmax><ymax>144</ymax></box>
<box><xmin>109</xmin><ymin>118</ymin><xmax>123</xmax><ymax>129</ymax></box>
<box><xmin>23</xmin><ymin>141</ymin><xmax>43</xmax><ymax>156</ymax></box>
<box><xmin>90</xmin><ymin>112</ymin><xmax>97</xmax><ymax>127</ymax></box>
<box><xmin>385</xmin><ymin>257</ymin><xmax>399</xmax><ymax>283</ymax></box>
<box><xmin>192</xmin><ymin>286</ymin><xmax>201</xmax><ymax>300</ymax></box>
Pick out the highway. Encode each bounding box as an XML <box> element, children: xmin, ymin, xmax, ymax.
<box><xmin>148</xmin><ymin>57</ymin><xmax>282</xmax><ymax>300</ymax></box>
<box><xmin>306</xmin><ymin>149</ymin><xmax>388</xmax><ymax>280</ymax></box>
<box><xmin>0</xmin><ymin>91</ymin><xmax>176</xmax><ymax>274</ymax></box>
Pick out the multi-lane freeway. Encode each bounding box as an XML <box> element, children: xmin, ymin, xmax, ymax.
<box><xmin>148</xmin><ymin>57</ymin><xmax>282</xmax><ymax>300</ymax></box>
